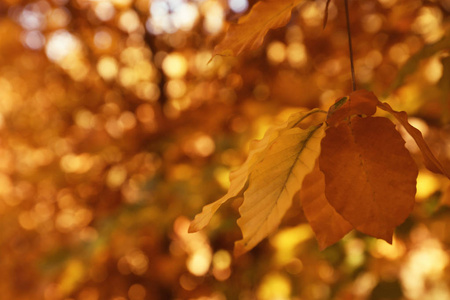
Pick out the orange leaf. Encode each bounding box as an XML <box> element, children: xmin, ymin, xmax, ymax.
<box><xmin>327</xmin><ymin>89</ymin><xmax>378</xmax><ymax>126</ymax></box>
<box><xmin>377</xmin><ymin>101</ymin><xmax>450</xmax><ymax>178</ymax></box>
<box><xmin>319</xmin><ymin>116</ymin><xmax>418</xmax><ymax>243</ymax></box>
<box><xmin>300</xmin><ymin>163</ymin><xmax>353</xmax><ymax>250</ymax></box>
<box><xmin>213</xmin><ymin>0</ymin><xmax>306</xmax><ymax>58</ymax></box>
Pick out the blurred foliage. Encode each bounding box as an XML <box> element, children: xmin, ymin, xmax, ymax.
<box><xmin>0</xmin><ymin>0</ymin><xmax>449</xmax><ymax>299</ymax></box>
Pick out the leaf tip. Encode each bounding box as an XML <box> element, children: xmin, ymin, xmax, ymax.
<box><xmin>233</xmin><ymin>241</ymin><xmax>247</xmax><ymax>257</ymax></box>
<box><xmin>318</xmin><ymin>242</ymin><xmax>329</xmax><ymax>251</ymax></box>
<box><xmin>187</xmin><ymin>210</ymin><xmax>211</xmax><ymax>234</ymax></box>
<box><xmin>375</xmin><ymin>228</ymin><xmax>394</xmax><ymax>245</ymax></box>
<box><xmin>187</xmin><ymin>222</ymin><xmax>200</xmax><ymax>234</ymax></box>
<box><xmin>382</xmin><ymin>235</ymin><xmax>393</xmax><ymax>245</ymax></box>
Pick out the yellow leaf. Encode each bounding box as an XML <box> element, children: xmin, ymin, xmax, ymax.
<box><xmin>319</xmin><ymin>117</ymin><xmax>418</xmax><ymax>243</ymax></box>
<box><xmin>235</xmin><ymin>124</ymin><xmax>325</xmax><ymax>255</ymax></box>
<box><xmin>300</xmin><ymin>162</ymin><xmax>353</xmax><ymax>250</ymax></box>
<box><xmin>58</xmin><ymin>259</ymin><xmax>85</xmax><ymax>296</ymax></box>
<box><xmin>213</xmin><ymin>0</ymin><xmax>306</xmax><ymax>58</ymax></box>
<box><xmin>189</xmin><ymin>109</ymin><xmax>325</xmax><ymax>233</ymax></box>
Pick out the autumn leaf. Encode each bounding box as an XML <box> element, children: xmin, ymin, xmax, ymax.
<box><xmin>189</xmin><ymin>109</ymin><xmax>325</xmax><ymax>233</ymax></box>
<box><xmin>188</xmin><ymin>126</ymin><xmax>280</xmax><ymax>233</ymax></box>
<box><xmin>300</xmin><ymin>162</ymin><xmax>353</xmax><ymax>250</ymax></box>
<box><xmin>319</xmin><ymin>116</ymin><xmax>418</xmax><ymax>243</ymax></box>
<box><xmin>235</xmin><ymin>124</ymin><xmax>325</xmax><ymax>255</ymax></box>
<box><xmin>327</xmin><ymin>89</ymin><xmax>378</xmax><ymax>126</ymax></box>
<box><xmin>213</xmin><ymin>0</ymin><xmax>306</xmax><ymax>58</ymax></box>
<box><xmin>377</xmin><ymin>101</ymin><xmax>450</xmax><ymax>178</ymax></box>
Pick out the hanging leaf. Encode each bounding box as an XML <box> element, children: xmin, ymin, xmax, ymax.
<box><xmin>300</xmin><ymin>162</ymin><xmax>353</xmax><ymax>250</ymax></box>
<box><xmin>235</xmin><ymin>124</ymin><xmax>325</xmax><ymax>255</ymax></box>
<box><xmin>319</xmin><ymin>116</ymin><xmax>418</xmax><ymax>243</ymax></box>
<box><xmin>377</xmin><ymin>101</ymin><xmax>450</xmax><ymax>178</ymax></box>
<box><xmin>189</xmin><ymin>109</ymin><xmax>325</xmax><ymax>233</ymax></box>
<box><xmin>327</xmin><ymin>89</ymin><xmax>378</xmax><ymax>126</ymax></box>
<box><xmin>188</xmin><ymin>124</ymin><xmax>283</xmax><ymax>233</ymax></box>
<box><xmin>212</xmin><ymin>0</ymin><xmax>306</xmax><ymax>58</ymax></box>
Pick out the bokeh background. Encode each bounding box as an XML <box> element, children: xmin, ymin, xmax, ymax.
<box><xmin>0</xmin><ymin>0</ymin><xmax>450</xmax><ymax>299</ymax></box>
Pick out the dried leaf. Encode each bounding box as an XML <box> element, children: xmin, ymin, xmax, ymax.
<box><xmin>319</xmin><ymin>117</ymin><xmax>418</xmax><ymax>243</ymax></box>
<box><xmin>189</xmin><ymin>110</ymin><xmax>324</xmax><ymax>233</ymax></box>
<box><xmin>327</xmin><ymin>89</ymin><xmax>378</xmax><ymax>126</ymax></box>
<box><xmin>377</xmin><ymin>101</ymin><xmax>450</xmax><ymax>178</ymax></box>
<box><xmin>213</xmin><ymin>0</ymin><xmax>306</xmax><ymax>58</ymax></box>
<box><xmin>300</xmin><ymin>162</ymin><xmax>353</xmax><ymax>250</ymax></box>
<box><xmin>235</xmin><ymin>124</ymin><xmax>325</xmax><ymax>255</ymax></box>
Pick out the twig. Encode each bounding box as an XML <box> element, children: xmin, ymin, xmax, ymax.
<box><xmin>344</xmin><ymin>0</ymin><xmax>356</xmax><ymax>91</ymax></box>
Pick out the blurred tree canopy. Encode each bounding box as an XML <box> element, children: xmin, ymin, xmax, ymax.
<box><xmin>0</xmin><ymin>0</ymin><xmax>449</xmax><ymax>299</ymax></box>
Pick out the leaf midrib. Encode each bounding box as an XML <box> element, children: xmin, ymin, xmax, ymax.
<box><xmin>243</xmin><ymin>125</ymin><xmax>321</xmax><ymax>246</ymax></box>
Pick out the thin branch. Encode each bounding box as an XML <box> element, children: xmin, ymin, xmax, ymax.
<box><xmin>344</xmin><ymin>0</ymin><xmax>356</xmax><ymax>91</ymax></box>
<box><xmin>323</xmin><ymin>0</ymin><xmax>332</xmax><ymax>29</ymax></box>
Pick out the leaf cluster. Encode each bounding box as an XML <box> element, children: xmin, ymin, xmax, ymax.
<box><xmin>191</xmin><ymin>0</ymin><xmax>450</xmax><ymax>253</ymax></box>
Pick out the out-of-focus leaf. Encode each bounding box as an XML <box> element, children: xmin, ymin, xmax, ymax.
<box><xmin>58</xmin><ymin>259</ymin><xmax>86</xmax><ymax>296</ymax></box>
<box><xmin>438</xmin><ymin>56</ymin><xmax>450</xmax><ymax>123</ymax></box>
<box><xmin>212</xmin><ymin>0</ymin><xmax>306</xmax><ymax>58</ymax></box>
<box><xmin>387</xmin><ymin>34</ymin><xmax>450</xmax><ymax>94</ymax></box>
<box><xmin>319</xmin><ymin>116</ymin><xmax>418</xmax><ymax>243</ymax></box>
<box><xmin>235</xmin><ymin>124</ymin><xmax>325</xmax><ymax>255</ymax></box>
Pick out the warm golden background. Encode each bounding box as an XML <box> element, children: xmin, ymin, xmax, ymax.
<box><xmin>0</xmin><ymin>0</ymin><xmax>449</xmax><ymax>299</ymax></box>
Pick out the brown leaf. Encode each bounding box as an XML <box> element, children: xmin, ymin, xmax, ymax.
<box><xmin>377</xmin><ymin>101</ymin><xmax>450</xmax><ymax>178</ymax></box>
<box><xmin>213</xmin><ymin>0</ymin><xmax>306</xmax><ymax>58</ymax></box>
<box><xmin>327</xmin><ymin>89</ymin><xmax>378</xmax><ymax>126</ymax></box>
<box><xmin>319</xmin><ymin>116</ymin><xmax>418</xmax><ymax>243</ymax></box>
<box><xmin>300</xmin><ymin>162</ymin><xmax>353</xmax><ymax>250</ymax></box>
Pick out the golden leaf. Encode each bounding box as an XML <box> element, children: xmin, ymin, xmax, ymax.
<box><xmin>189</xmin><ymin>109</ymin><xmax>325</xmax><ymax>233</ymax></box>
<box><xmin>213</xmin><ymin>0</ymin><xmax>306</xmax><ymax>58</ymax></box>
<box><xmin>235</xmin><ymin>124</ymin><xmax>325</xmax><ymax>255</ymax></box>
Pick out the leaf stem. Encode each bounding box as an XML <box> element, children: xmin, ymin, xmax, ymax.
<box><xmin>344</xmin><ymin>0</ymin><xmax>356</xmax><ymax>91</ymax></box>
<box><xmin>291</xmin><ymin>108</ymin><xmax>327</xmax><ymax>128</ymax></box>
